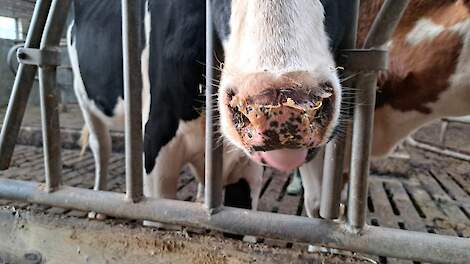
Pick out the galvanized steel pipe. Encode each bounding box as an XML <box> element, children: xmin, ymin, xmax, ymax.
<box><xmin>0</xmin><ymin>178</ymin><xmax>468</xmax><ymax>264</ymax></box>
<box><xmin>0</xmin><ymin>0</ymin><xmax>53</xmax><ymax>170</ymax></box>
<box><xmin>320</xmin><ymin>0</ymin><xmax>361</xmax><ymax>220</ymax></box>
<box><xmin>347</xmin><ymin>0</ymin><xmax>409</xmax><ymax>230</ymax></box>
<box><xmin>37</xmin><ymin>0</ymin><xmax>71</xmax><ymax>191</ymax></box>
<box><xmin>122</xmin><ymin>0</ymin><xmax>144</xmax><ymax>202</ymax></box>
<box><xmin>204</xmin><ymin>0</ymin><xmax>224</xmax><ymax>211</ymax></box>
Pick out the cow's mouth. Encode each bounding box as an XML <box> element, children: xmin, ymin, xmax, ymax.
<box><xmin>227</xmin><ymin>88</ymin><xmax>335</xmax><ymax>171</ymax></box>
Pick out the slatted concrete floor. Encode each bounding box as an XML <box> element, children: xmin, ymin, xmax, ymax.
<box><xmin>1</xmin><ymin>143</ymin><xmax>469</xmax><ymax>264</ymax></box>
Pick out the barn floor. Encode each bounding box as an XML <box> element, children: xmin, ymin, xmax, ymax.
<box><xmin>1</xmin><ymin>105</ymin><xmax>470</xmax><ymax>264</ymax></box>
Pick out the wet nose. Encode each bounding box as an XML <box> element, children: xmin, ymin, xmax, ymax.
<box><xmin>229</xmin><ymin>85</ymin><xmax>335</xmax><ymax>152</ymax></box>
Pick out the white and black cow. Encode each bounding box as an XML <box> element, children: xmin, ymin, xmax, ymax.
<box><xmin>68</xmin><ymin>0</ymin><xmax>354</xmax><ymax>221</ymax></box>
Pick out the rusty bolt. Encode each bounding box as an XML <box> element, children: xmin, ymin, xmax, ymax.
<box><xmin>17</xmin><ymin>51</ymin><xmax>27</xmax><ymax>60</ymax></box>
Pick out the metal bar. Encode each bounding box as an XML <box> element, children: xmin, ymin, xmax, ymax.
<box><xmin>347</xmin><ymin>73</ymin><xmax>377</xmax><ymax>230</ymax></box>
<box><xmin>363</xmin><ymin>0</ymin><xmax>410</xmax><ymax>49</ymax></box>
<box><xmin>444</xmin><ymin>116</ymin><xmax>470</xmax><ymax>124</ymax></box>
<box><xmin>122</xmin><ymin>0</ymin><xmax>143</xmax><ymax>202</ymax></box>
<box><xmin>0</xmin><ymin>178</ymin><xmax>468</xmax><ymax>264</ymax></box>
<box><xmin>347</xmin><ymin>0</ymin><xmax>409</xmax><ymax>230</ymax></box>
<box><xmin>320</xmin><ymin>138</ymin><xmax>346</xmax><ymax>219</ymax></box>
<box><xmin>37</xmin><ymin>0</ymin><xmax>71</xmax><ymax>191</ymax></box>
<box><xmin>320</xmin><ymin>0</ymin><xmax>360</xmax><ymax>220</ymax></box>
<box><xmin>0</xmin><ymin>0</ymin><xmax>53</xmax><ymax>170</ymax></box>
<box><xmin>204</xmin><ymin>0</ymin><xmax>224</xmax><ymax>211</ymax></box>
<box><xmin>406</xmin><ymin>138</ymin><xmax>470</xmax><ymax>162</ymax></box>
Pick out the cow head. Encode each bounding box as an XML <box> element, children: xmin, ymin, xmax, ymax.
<box><xmin>215</xmin><ymin>0</ymin><xmax>342</xmax><ymax>172</ymax></box>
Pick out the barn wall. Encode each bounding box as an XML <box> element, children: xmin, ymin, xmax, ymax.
<box><xmin>0</xmin><ymin>0</ymin><xmax>76</xmax><ymax>107</ymax></box>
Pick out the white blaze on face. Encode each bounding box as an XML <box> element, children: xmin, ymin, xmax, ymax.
<box><xmin>218</xmin><ymin>0</ymin><xmax>341</xmax><ymax>170</ymax></box>
<box><xmin>223</xmin><ymin>0</ymin><xmax>335</xmax><ymax>74</ymax></box>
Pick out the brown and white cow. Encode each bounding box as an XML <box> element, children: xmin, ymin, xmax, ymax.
<box><xmin>301</xmin><ymin>0</ymin><xmax>470</xmax><ymax>219</ymax></box>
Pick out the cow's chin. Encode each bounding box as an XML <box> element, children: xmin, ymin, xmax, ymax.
<box><xmin>251</xmin><ymin>149</ymin><xmax>308</xmax><ymax>172</ymax></box>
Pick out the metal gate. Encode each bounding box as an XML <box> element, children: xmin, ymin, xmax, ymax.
<box><xmin>0</xmin><ymin>0</ymin><xmax>469</xmax><ymax>263</ymax></box>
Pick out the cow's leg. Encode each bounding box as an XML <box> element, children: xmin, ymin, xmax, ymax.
<box><xmin>187</xmin><ymin>153</ymin><xmax>205</xmax><ymax>203</ymax></box>
<box><xmin>241</xmin><ymin>162</ymin><xmax>263</xmax><ymax>243</ymax></box>
<box><xmin>143</xmin><ymin>135</ymin><xmax>184</xmax><ymax>229</ymax></box>
<box><xmin>300</xmin><ymin>148</ymin><xmax>342</xmax><ymax>253</ymax></box>
<box><xmin>223</xmin><ymin>161</ymin><xmax>263</xmax><ymax>242</ymax></box>
<box><xmin>68</xmin><ymin>23</ymin><xmax>113</xmax><ymax>220</ymax></box>
<box><xmin>196</xmin><ymin>183</ymin><xmax>205</xmax><ymax>203</ymax></box>
<box><xmin>74</xmin><ymin>106</ymin><xmax>112</xmax><ymax>220</ymax></box>
<box><xmin>241</xmin><ymin>163</ymin><xmax>263</xmax><ymax>211</ymax></box>
<box><xmin>74</xmin><ymin>84</ymin><xmax>111</xmax><ymax>220</ymax></box>
<box><xmin>300</xmin><ymin>147</ymin><xmax>325</xmax><ymax>219</ymax></box>
<box><xmin>85</xmin><ymin>112</ymin><xmax>111</xmax><ymax>220</ymax></box>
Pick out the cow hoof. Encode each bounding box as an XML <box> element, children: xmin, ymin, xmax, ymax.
<box><xmin>143</xmin><ymin>220</ymin><xmax>181</xmax><ymax>231</ymax></box>
<box><xmin>286</xmin><ymin>170</ymin><xmax>303</xmax><ymax>195</ymax></box>
<box><xmin>88</xmin><ymin>211</ymin><xmax>107</xmax><ymax>220</ymax></box>
<box><xmin>196</xmin><ymin>184</ymin><xmax>205</xmax><ymax>203</ymax></box>
<box><xmin>243</xmin><ymin>235</ymin><xmax>258</xmax><ymax>243</ymax></box>
<box><xmin>195</xmin><ymin>195</ymin><xmax>204</xmax><ymax>204</ymax></box>
<box><xmin>307</xmin><ymin>245</ymin><xmax>339</xmax><ymax>254</ymax></box>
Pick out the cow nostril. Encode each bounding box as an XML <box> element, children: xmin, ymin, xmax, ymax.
<box><xmin>313</xmin><ymin>96</ymin><xmax>333</xmax><ymax>125</ymax></box>
<box><xmin>321</xmin><ymin>81</ymin><xmax>334</xmax><ymax>93</ymax></box>
<box><xmin>226</xmin><ymin>89</ymin><xmax>236</xmax><ymax>100</ymax></box>
<box><xmin>232</xmin><ymin>106</ymin><xmax>251</xmax><ymax>129</ymax></box>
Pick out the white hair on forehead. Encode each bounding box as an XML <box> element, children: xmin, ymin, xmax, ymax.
<box><xmin>225</xmin><ymin>0</ymin><xmax>334</xmax><ymax>75</ymax></box>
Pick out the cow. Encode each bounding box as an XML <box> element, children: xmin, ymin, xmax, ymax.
<box><xmin>68</xmin><ymin>0</ymin><xmax>356</xmax><ymax>222</ymax></box>
<box><xmin>300</xmin><ymin>0</ymin><xmax>470</xmax><ymax>220</ymax></box>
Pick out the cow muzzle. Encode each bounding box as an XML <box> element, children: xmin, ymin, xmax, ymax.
<box><xmin>220</xmin><ymin>71</ymin><xmax>340</xmax><ymax>172</ymax></box>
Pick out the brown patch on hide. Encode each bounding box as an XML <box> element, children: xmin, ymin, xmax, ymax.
<box><xmin>358</xmin><ymin>0</ymin><xmax>469</xmax><ymax>113</ymax></box>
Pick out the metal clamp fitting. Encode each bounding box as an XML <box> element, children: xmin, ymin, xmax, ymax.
<box><xmin>17</xmin><ymin>47</ymin><xmax>61</xmax><ymax>67</ymax></box>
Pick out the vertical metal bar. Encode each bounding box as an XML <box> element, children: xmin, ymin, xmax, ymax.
<box><xmin>0</xmin><ymin>0</ymin><xmax>53</xmax><ymax>170</ymax></box>
<box><xmin>320</xmin><ymin>138</ymin><xmax>346</xmax><ymax>219</ymax></box>
<box><xmin>347</xmin><ymin>0</ymin><xmax>409</xmax><ymax>231</ymax></box>
<box><xmin>122</xmin><ymin>0</ymin><xmax>144</xmax><ymax>202</ymax></box>
<box><xmin>37</xmin><ymin>0</ymin><xmax>71</xmax><ymax>191</ymax></box>
<box><xmin>204</xmin><ymin>0</ymin><xmax>224</xmax><ymax>211</ymax></box>
<box><xmin>320</xmin><ymin>0</ymin><xmax>361</xmax><ymax>220</ymax></box>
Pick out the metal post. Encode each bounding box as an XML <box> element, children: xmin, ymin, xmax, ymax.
<box><xmin>320</xmin><ymin>138</ymin><xmax>346</xmax><ymax>219</ymax></box>
<box><xmin>347</xmin><ymin>0</ymin><xmax>409</xmax><ymax>231</ymax></box>
<box><xmin>122</xmin><ymin>0</ymin><xmax>144</xmax><ymax>202</ymax></box>
<box><xmin>0</xmin><ymin>0</ymin><xmax>53</xmax><ymax>170</ymax></box>
<box><xmin>37</xmin><ymin>0</ymin><xmax>71</xmax><ymax>191</ymax></box>
<box><xmin>204</xmin><ymin>0</ymin><xmax>224</xmax><ymax>211</ymax></box>
<box><xmin>320</xmin><ymin>0</ymin><xmax>360</xmax><ymax>220</ymax></box>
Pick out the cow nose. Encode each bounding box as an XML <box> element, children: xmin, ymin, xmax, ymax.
<box><xmin>228</xmin><ymin>84</ymin><xmax>335</xmax><ymax>152</ymax></box>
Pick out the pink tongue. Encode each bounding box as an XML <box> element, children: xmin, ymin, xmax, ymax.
<box><xmin>253</xmin><ymin>149</ymin><xmax>307</xmax><ymax>172</ymax></box>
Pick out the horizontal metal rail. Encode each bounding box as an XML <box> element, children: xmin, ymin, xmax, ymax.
<box><xmin>406</xmin><ymin>138</ymin><xmax>470</xmax><ymax>162</ymax></box>
<box><xmin>444</xmin><ymin>116</ymin><xmax>470</xmax><ymax>124</ymax></box>
<box><xmin>0</xmin><ymin>178</ymin><xmax>468</xmax><ymax>264</ymax></box>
